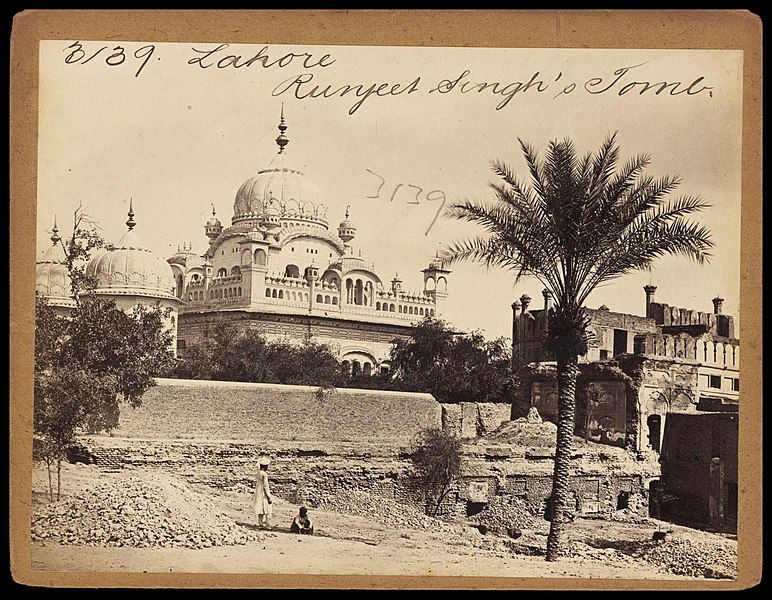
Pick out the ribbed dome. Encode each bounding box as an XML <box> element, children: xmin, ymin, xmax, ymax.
<box><xmin>86</xmin><ymin>228</ymin><xmax>176</xmax><ymax>298</ymax></box>
<box><xmin>168</xmin><ymin>246</ymin><xmax>203</xmax><ymax>268</ymax></box>
<box><xmin>36</xmin><ymin>237</ymin><xmax>75</xmax><ymax>306</ymax></box>
<box><xmin>233</xmin><ymin>153</ymin><xmax>327</xmax><ymax>224</ymax></box>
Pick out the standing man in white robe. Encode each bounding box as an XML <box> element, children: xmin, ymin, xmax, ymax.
<box><xmin>254</xmin><ymin>457</ymin><xmax>273</xmax><ymax>528</ymax></box>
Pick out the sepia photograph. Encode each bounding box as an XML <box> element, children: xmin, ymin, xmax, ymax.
<box><xmin>10</xmin><ymin>10</ymin><xmax>762</xmax><ymax>590</ymax></box>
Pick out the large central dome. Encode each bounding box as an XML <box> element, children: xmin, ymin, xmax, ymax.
<box><xmin>231</xmin><ymin>113</ymin><xmax>328</xmax><ymax>228</ymax></box>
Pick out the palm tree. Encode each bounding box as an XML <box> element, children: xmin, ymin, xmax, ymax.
<box><xmin>441</xmin><ymin>133</ymin><xmax>713</xmax><ymax>561</ymax></box>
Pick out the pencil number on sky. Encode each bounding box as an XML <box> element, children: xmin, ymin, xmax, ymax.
<box><xmin>63</xmin><ymin>42</ymin><xmax>157</xmax><ymax>78</ymax></box>
<box><xmin>366</xmin><ymin>169</ymin><xmax>446</xmax><ymax>236</ymax></box>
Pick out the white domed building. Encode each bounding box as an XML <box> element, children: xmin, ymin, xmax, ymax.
<box><xmin>172</xmin><ymin>114</ymin><xmax>451</xmax><ymax>376</ymax></box>
<box><xmin>35</xmin><ymin>219</ymin><xmax>76</xmax><ymax>316</ymax></box>
<box><xmin>81</xmin><ymin>203</ymin><xmax>183</xmax><ymax>354</ymax></box>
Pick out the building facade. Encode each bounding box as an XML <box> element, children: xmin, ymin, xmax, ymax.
<box><xmin>168</xmin><ymin>114</ymin><xmax>450</xmax><ymax>375</ymax></box>
<box><xmin>510</xmin><ymin>285</ymin><xmax>740</xmax><ymax>531</ymax></box>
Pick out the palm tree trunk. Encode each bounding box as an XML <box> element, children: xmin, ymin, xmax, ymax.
<box><xmin>546</xmin><ymin>353</ymin><xmax>579</xmax><ymax>561</ymax></box>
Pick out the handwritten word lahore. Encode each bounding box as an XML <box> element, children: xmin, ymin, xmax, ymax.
<box><xmin>187</xmin><ymin>43</ymin><xmax>336</xmax><ymax>70</ymax></box>
<box><xmin>365</xmin><ymin>169</ymin><xmax>446</xmax><ymax>236</ymax></box>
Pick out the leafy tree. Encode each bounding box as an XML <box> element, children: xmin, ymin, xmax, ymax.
<box><xmin>34</xmin><ymin>296</ymin><xmax>175</xmax><ymax>500</ymax></box>
<box><xmin>441</xmin><ymin>133</ymin><xmax>712</xmax><ymax>560</ymax></box>
<box><xmin>170</xmin><ymin>322</ymin><xmax>343</xmax><ymax>388</ymax></box>
<box><xmin>33</xmin><ymin>207</ymin><xmax>175</xmax><ymax>500</ymax></box>
<box><xmin>388</xmin><ymin>317</ymin><xmax>515</xmax><ymax>403</ymax></box>
<box><xmin>410</xmin><ymin>428</ymin><xmax>463</xmax><ymax>517</ymax></box>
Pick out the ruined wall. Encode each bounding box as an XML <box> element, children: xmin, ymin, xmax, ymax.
<box><xmin>113</xmin><ymin>378</ymin><xmax>440</xmax><ymax>449</ymax></box>
<box><xmin>441</xmin><ymin>402</ymin><xmax>511</xmax><ymax>439</ymax></box>
<box><xmin>659</xmin><ymin>413</ymin><xmax>738</xmax><ymax>530</ymax></box>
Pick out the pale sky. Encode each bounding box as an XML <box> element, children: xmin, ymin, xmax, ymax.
<box><xmin>36</xmin><ymin>42</ymin><xmax>743</xmax><ymax>340</ymax></box>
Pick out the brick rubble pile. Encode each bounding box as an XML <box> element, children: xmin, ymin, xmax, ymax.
<box><xmin>641</xmin><ymin>537</ymin><xmax>737</xmax><ymax>579</ymax></box>
<box><xmin>313</xmin><ymin>489</ymin><xmax>463</xmax><ymax>533</ymax></box>
<box><xmin>31</xmin><ymin>472</ymin><xmax>263</xmax><ymax>549</ymax></box>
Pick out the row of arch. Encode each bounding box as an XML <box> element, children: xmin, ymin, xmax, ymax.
<box><xmin>204</xmin><ymin>286</ymin><xmax>242</xmax><ymax>300</ymax></box>
<box><xmin>216</xmin><ymin>266</ymin><xmax>242</xmax><ymax>278</ymax></box>
<box><xmin>375</xmin><ymin>301</ymin><xmax>435</xmax><ymax>316</ymax></box>
<box><xmin>638</xmin><ymin>334</ymin><xmax>739</xmax><ymax>367</ymax></box>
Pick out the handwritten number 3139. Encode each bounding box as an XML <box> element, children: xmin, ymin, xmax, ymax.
<box><xmin>64</xmin><ymin>42</ymin><xmax>157</xmax><ymax>78</ymax></box>
<box><xmin>366</xmin><ymin>169</ymin><xmax>446</xmax><ymax>236</ymax></box>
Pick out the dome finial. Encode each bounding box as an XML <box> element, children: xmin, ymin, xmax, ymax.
<box><xmin>126</xmin><ymin>198</ymin><xmax>136</xmax><ymax>231</ymax></box>
<box><xmin>50</xmin><ymin>215</ymin><xmax>61</xmax><ymax>245</ymax></box>
<box><xmin>276</xmin><ymin>103</ymin><xmax>289</xmax><ymax>154</ymax></box>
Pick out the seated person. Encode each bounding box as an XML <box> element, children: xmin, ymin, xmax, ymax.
<box><xmin>290</xmin><ymin>506</ymin><xmax>314</xmax><ymax>535</ymax></box>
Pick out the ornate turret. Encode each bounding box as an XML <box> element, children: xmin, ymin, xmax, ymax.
<box><xmin>35</xmin><ymin>216</ymin><xmax>76</xmax><ymax>311</ymax></box>
<box><xmin>337</xmin><ymin>205</ymin><xmax>356</xmax><ymax>252</ymax></box>
<box><xmin>205</xmin><ymin>205</ymin><xmax>223</xmax><ymax>245</ymax></box>
<box><xmin>422</xmin><ymin>254</ymin><xmax>451</xmax><ymax>317</ymax></box>
<box><xmin>391</xmin><ymin>273</ymin><xmax>403</xmax><ymax>294</ymax></box>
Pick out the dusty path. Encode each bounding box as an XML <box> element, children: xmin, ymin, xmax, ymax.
<box><xmin>22</xmin><ymin>463</ymin><xmax>734</xmax><ymax>587</ymax></box>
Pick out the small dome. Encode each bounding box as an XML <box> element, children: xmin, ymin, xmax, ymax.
<box><xmin>168</xmin><ymin>246</ymin><xmax>203</xmax><ymax>268</ymax></box>
<box><xmin>86</xmin><ymin>227</ymin><xmax>176</xmax><ymax>299</ymax></box>
<box><xmin>36</xmin><ymin>226</ymin><xmax>75</xmax><ymax>307</ymax></box>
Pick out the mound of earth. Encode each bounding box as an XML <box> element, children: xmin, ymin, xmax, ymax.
<box><xmin>31</xmin><ymin>471</ymin><xmax>264</xmax><ymax>549</ymax></box>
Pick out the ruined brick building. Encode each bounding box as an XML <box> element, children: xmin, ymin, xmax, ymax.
<box><xmin>510</xmin><ymin>286</ymin><xmax>740</xmax><ymax>531</ymax></box>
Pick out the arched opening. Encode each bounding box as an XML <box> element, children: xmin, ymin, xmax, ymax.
<box><xmin>390</xmin><ymin>304</ymin><xmax>396</xmax><ymax>312</ymax></box>
<box><xmin>316</xmin><ymin>294</ymin><xmax>323</xmax><ymax>303</ymax></box>
<box><xmin>230</xmin><ymin>266</ymin><xmax>241</xmax><ymax>276</ymax></box>
<box><xmin>352</xmin><ymin>361</ymin><xmax>362</xmax><ymax>377</ymax></box>
<box><xmin>363</xmin><ymin>363</ymin><xmax>372</xmax><ymax>377</ymax></box>
<box><xmin>341</xmin><ymin>361</ymin><xmax>351</xmax><ymax>378</ymax></box>
<box><xmin>324</xmin><ymin>295</ymin><xmax>331</xmax><ymax>304</ymax></box>
<box><xmin>425</xmin><ymin>276</ymin><xmax>436</xmax><ymax>292</ymax></box>
<box><xmin>437</xmin><ymin>277</ymin><xmax>447</xmax><ymax>292</ymax></box>
<box><xmin>265</xmin><ymin>288</ymin><xmax>271</xmax><ymax>298</ymax></box>
<box><xmin>354</xmin><ymin>279</ymin><xmax>364</xmax><ymax>305</ymax></box>
<box><xmin>238</xmin><ymin>287</ymin><xmax>241</xmax><ymax>296</ymax></box>
<box><xmin>217</xmin><ymin>267</ymin><xmax>227</xmax><ymax>278</ymax></box>
<box><xmin>176</xmin><ymin>274</ymin><xmax>184</xmax><ymax>298</ymax></box>
<box><xmin>332</xmin><ymin>297</ymin><xmax>338</xmax><ymax>305</ymax></box>
<box><xmin>346</xmin><ymin>279</ymin><xmax>354</xmax><ymax>304</ymax></box>
<box><xmin>278</xmin><ymin>290</ymin><xmax>284</xmax><ymax>299</ymax></box>
<box><xmin>647</xmin><ymin>414</ymin><xmax>662</xmax><ymax>452</ymax></box>
<box><xmin>376</xmin><ymin>302</ymin><xmax>381</xmax><ymax>310</ymax></box>
<box><xmin>284</xmin><ymin>264</ymin><xmax>300</xmax><ymax>278</ymax></box>
<box><xmin>616</xmin><ymin>491</ymin><xmax>630</xmax><ymax>510</ymax></box>
<box><xmin>291</xmin><ymin>291</ymin><xmax>297</xmax><ymax>301</ymax></box>
<box><xmin>254</xmin><ymin>249</ymin><xmax>267</xmax><ymax>266</ymax></box>
<box><xmin>272</xmin><ymin>289</ymin><xmax>278</xmax><ymax>298</ymax></box>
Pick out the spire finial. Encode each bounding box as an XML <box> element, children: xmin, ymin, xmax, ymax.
<box><xmin>126</xmin><ymin>198</ymin><xmax>136</xmax><ymax>231</ymax></box>
<box><xmin>345</xmin><ymin>205</ymin><xmax>350</xmax><ymax>219</ymax></box>
<box><xmin>50</xmin><ymin>215</ymin><xmax>60</xmax><ymax>245</ymax></box>
<box><xmin>276</xmin><ymin>104</ymin><xmax>289</xmax><ymax>154</ymax></box>
<box><xmin>211</xmin><ymin>203</ymin><xmax>216</xmax><ymax>217</ymax></box>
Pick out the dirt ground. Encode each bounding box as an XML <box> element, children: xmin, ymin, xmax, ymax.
<box><xmin>21</xmin><ymin>462</ymin><xmax>738</xmax><ymax>588</ymax></box>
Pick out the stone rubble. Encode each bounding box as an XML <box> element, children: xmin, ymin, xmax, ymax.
<box><xmin>312</xmin><ymin>489</ymin><xmax>464</xmax><ymax>533</ymax></box>
<box><xmin>641</xmin><ymin>537</ymin><xmax>737</xmax><ymax>579</ymax></box>
<box><xmin>31</xmin><ymin>472</ymin><xmax>264</xmax><ymax>549</ymax></box>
